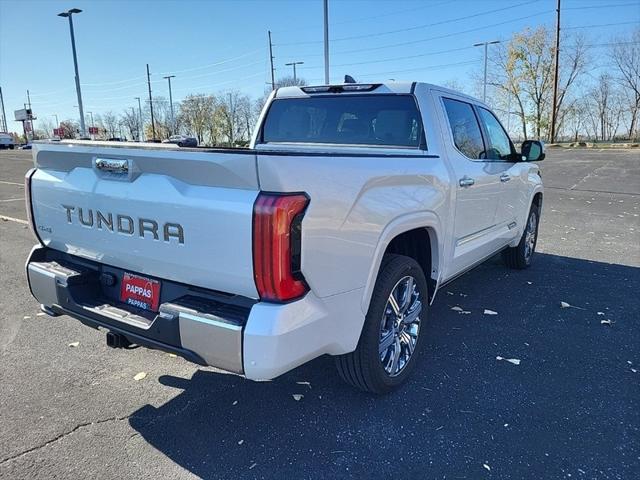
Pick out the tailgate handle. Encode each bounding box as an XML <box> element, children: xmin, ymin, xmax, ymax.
<box><xmin>95</xmin><ymin>158</ymin><xmax>128</xmax><ymax>174</ymax></box>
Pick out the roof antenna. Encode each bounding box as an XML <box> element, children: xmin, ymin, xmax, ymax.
<box><xmin>344</xmin><ymin>75</ymin><xmax>356</xmax><ymax>84</ymax></box>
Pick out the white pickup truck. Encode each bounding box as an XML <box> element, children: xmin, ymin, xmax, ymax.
<box><xmin>25</xmin><ymin>82</ymin><xmax>544</xmax><ymax>394</ymax></box>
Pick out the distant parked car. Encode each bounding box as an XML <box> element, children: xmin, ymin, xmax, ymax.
<box><xmin>163</xmin><ymin>135</ymin><xmax>197</xmax><ymax>148</ymax></box>
<box><xmin>0</xmin><ymin>133</ymin><xmax>15</xmax><ymax>149</ymax></box>
<box><xmin>20</xmin><ymin>144</ymin><xmax>32</xmax><ymax>150</ymax></box>
<box><xmin>107</xmin><ymin>137</ymin><xmax>126</xmax><ymax>142</ymax></box>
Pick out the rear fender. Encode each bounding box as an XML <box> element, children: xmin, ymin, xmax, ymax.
<box><xmin>361</xmin><ymin>211</ymin><xmax>442</xmax><ymax>314</ymax></box>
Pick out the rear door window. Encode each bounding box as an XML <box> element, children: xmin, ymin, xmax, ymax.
<box><xmin>442</xmin><ymin>98</ymin><xmax>485</xmax><ymax>160</ymax></box>
<box><xmin>261</xmin><ymin>95</ymin><xmax>424</xmax><ymax>148</ymax></box>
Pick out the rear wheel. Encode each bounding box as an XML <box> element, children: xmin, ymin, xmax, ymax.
<box><xmin>503</xmin><ymin>204</ymin><xmax>540</xmax><ymax>269</ymax></box>
<box><xmin>336</xmin><ymin>254</ymin><xmax>428</xmax><ymax>394</ymax></box>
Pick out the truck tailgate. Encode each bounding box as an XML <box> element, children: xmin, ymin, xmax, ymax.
<box><xmin>29</xmin><ymin>142</ymin><xmax>259</xmax><ymax>298</ymax></box>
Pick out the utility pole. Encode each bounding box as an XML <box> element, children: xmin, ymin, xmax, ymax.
<box><xmin>323</xmin><ymin>0</ymin><xmax>330</xmax><ymax>84</ymax></box>
<box><xmin>58</xmin><ymin>8</ymin><xmax>86</xmax><ymax>138</ymax></box>
<box><xmin>268</xmin><ymin>30</ymin><xmax>276</xmax><ymax>90</ymax></box>
<box><xmin>146</xmin><ymin>64</ymin><xmax>156</xmax><ymax>141</ymax></box>
<box><xmin>228</xmin><ymin>92</ymin><xmax>234</xmax><ymax>146</ymax></box>
<box><xmin>285</xmin><ymin>61</ymin><xmax>304</xmax><ymax>83</ymax></box>
<box><xmin>550</xmin><ymin>0</ymin><xmax>561</xmax><ymax>143</ymax></box>
<box><xmin>135</xmin><ymin>97</ymin><xmax>144</xmax><ymax>141</ymax></box>
<box><xmin>473</xmin><ymin>40</ymin><xmax>500</xmax><ymax>103</ymax></box>
<box><xmin>0</xmin><ymin>86</ymin><xmax>7</xmax><ymax>132</ymax></box>
<box><xmin>163</xmin><ymin>75</ymin><xmax>175</xmax><ymax>135</ymax></box>
<box><xmin>52</xmin><ymin>114</ymin><xmax>59</xmax><ymax>127</ymax></box>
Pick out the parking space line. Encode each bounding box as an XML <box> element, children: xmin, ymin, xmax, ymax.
<box><xmin>0</xmin><ymin>198</ymin><xmax>24</xmax><ymax>202</ymax></box>
<box><xmin>0</xmin><ymin>215</ymin><xmax>28</xmax><ymax>225</ymax></box>
<box><xmin>0</xmin><ymin>180</ymin><xmax>23</xmax><ymax>186</ymax></box>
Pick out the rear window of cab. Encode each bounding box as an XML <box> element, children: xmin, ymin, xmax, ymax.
<box><xmin>261</xmin><ymin>95</ymin><xmax>424</xmax><ymax>148</ymax></box>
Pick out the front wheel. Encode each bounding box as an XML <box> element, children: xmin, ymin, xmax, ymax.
<box><xmin>335</xmin><ymin>254</ymin><xmax>428</xmax><ymax>394</ymax></box>
<box><xmin>503</xmin><ymin>205</ymin><xmax>540</xmax><ymax>269</ymax></box>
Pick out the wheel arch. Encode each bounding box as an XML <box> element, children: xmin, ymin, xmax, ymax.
<box><xmin>531</xmin><ymin>189</ymin><xmax>543</xmax><ymax>211</ymax></box>
<box><xmin>361</xmin><ymin>212</ymin><xmax>442</xmax><ymax>315</ymax></box>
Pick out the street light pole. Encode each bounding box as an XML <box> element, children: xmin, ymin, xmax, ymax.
<box><xmin>58</xmin><ymin>8</ymin><xmax>86</xmax><ymax>138</ymax></box>
<box><xmin>323</xmin><ymin>0</ymin><xmax>330</xmax><ymax>84</ymax></box>
<box><xmin>0</xmin><ymin>86</ymin><xmax>7</xmax><ymax>132</ymax></box>
<box><xmin>285</xmin><ymin>61</ymin><xmax>304</xmax><ymax>83</ymax></box>
<box><xmin>131</xmin><ymin>107</ymin><xmax>138</xmax><ymax>141</ymax></box>
<box><xmin>163</xmin><ymin>75</ymin><xmax>176</xmax><ymax>135</ymax></box>
<box><xmin>134</xmin><ymin>97</ymin><xmax>144</xmax><ymax>141</ymax></box>
<box><xmin>473</xmin><ymin>40</ymin><xmax>500</xmax><ymax>103</ymax></box>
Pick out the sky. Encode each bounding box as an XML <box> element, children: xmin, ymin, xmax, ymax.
<box><xmin>1</xmin><ymin>0</ymin><xmax>639</xmax><ymax>133</ymax></box>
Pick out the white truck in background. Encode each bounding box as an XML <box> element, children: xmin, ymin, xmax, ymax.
<box><xmin>25</xmin><ymin>81</ymin><xmax>544</xmax><ymax>394</ymax></box>
<box><xmin>0</xmin><ymin>132</ymin><xmax>15</xmax><ymax>149</ymax></box>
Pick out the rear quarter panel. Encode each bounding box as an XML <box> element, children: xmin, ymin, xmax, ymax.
<box><xmin>256</xmin><ymin>149</ymin><xmax>451</xmax><ymax>309</ymax></box>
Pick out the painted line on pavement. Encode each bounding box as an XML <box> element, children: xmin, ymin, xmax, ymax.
<box><xmin>0</xmin><ymin>215</ymin><xmax>28</xmax><ymax>225</ymax></box>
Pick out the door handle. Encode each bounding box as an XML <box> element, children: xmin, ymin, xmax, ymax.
<box><xmin>459</xmin><ymin>176</ymin><xmax>475</xmax><ymax>188</ymax></box>
<box><xmin>500</xmin><ymin>173</ymin><xmax>511</xmax><ymax>182</ymax></box>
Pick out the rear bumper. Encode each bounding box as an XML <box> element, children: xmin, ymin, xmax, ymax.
<box><xmin>26</xmin><ymin>246</ymin><xmax>366</xmax><ymax>380</ymax></box>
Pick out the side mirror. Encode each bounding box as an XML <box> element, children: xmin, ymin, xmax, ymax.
<box><xmin>521</xmin><ymin>140</ymin><xmax>545</xmax><ymax>161</ymax></box>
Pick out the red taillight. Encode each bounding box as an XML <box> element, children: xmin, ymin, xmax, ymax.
<box><xmin>253</xmin><ymin>192</ymin><xmax>309</xmax><ymax>302</ymax></box>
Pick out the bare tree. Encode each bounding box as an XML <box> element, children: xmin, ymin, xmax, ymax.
<box><xmin>488</xmin><ymin>26</ymin><xmax>587</xmax><ymax>141</ymax></box>
<box><xmin>102</xmin><ymin>111</ymin><xmax>120</xmax><ymax>138</ymax></box>
<box><xmin>37</xmin><ymin>117</ymin><xmax>56</xmax><ymax>138</ymax></box>
<box><xmin>611</xmin><ymin>28</ymin><xmax>640</xmax><ymax>140</ymax></box>
<box><xmin>59</xmin><ymin>120</ymin><xmax>79</xmax><ymax>139</ymax></box>
<box><xmin>585</xmin><ymin>74</ymin><xmax>626</xmax><ymax>141</ymax></box>
<box><xmin>143</xmin><ymin>96</ymin><xmax>171</xmax><ymax>140</ymax></box>
<box><xmin>218</xmin><ymin>91</ymin><xmax>254</xmax><ymax>146</ymax></box>
<box><xmin>179</xmin><ymin>94</ymin><xmax>215</xmax><ymax>144</ymax></box>
<box><xmin>120</xmin><ymin>109</ymin><xmax>140</xmax><ymax>141</ymax></box>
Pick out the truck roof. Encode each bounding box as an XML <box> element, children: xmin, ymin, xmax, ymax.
<box><xmin>275</xmin><ymin>81</ymin><xmax>477</xmax><ymax>101</ymax></box>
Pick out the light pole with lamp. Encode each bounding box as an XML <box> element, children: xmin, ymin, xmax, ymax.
<box><xmin>473</xmin><ymin>40</ymin><xmax>500</xmax><ymax>103</ymax></box>
<box><xmin>58</xmin><ymin>8</ymin><xmax>86</xmax><ymax>137</ymax></box>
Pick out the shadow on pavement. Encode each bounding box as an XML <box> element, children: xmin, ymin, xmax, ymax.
<box><xmin>129</xmin><ymin>253</ymin><xmax>639</xmax><ymax>479</ymax></box>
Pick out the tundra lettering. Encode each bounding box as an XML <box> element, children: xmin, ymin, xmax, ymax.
<box><xmin>27</xmin><ymin>81</ymin><xmax>543</xmax><ymax>394</ymax></box>
<box><xmin>62</xmin><ymin>205</ymin><xmax>184</xmax><ymax>243</ymax></box>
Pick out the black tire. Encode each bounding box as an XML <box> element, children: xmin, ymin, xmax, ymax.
<box><xmin>503</xmin><ymin>203</ymin><xmax>540</xmax><ymax>269</ymax></box>
<box><xmin>335</xmin><ymin>254</ymin><xmax>428</xmax><ymax>394</ymax></box>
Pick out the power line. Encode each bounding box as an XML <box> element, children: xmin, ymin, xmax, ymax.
<box><xmin>564</xmin><ymin>21</ymin><xmax>639</xmax><ymax>29</ymax></box>
<box><xmin>332</xmin><ymin>46</ymin><xmax>476</xmax><ymax>68</ymax></box>
<box><xmin>585</xmin><ymin>41</ymin><xmax>640</xmax><ymax>47</ymax></box>
<box><xmin>331</xmin><ymin>11</ymin><xmax>553</xmax><ymax>56</ymax></box>
<box><xmin>276</xmin><ymin>0</ymin><xmax>542</xmax><ymax>46</ymax></box>
<box><xmin>157</xmin><ymin>48</ymin><xmax>263</xmax><ymax>76</ymax></box>
<box><xmin>351</xmin><ymin>59</ymin><xmax>481</xmax><ymax>79</ymax></box>
<box><xmin>275</xmin><ymin>0</ymin><xmax>454</xmax><ymax>34</ymax></box>
<box><xmin>295</xmin><ymin>45</ymin><xmax>477</xmax><ymax>71</ymax></box>
<box><xmin>281</xmin><ymin>10</ymin><xmax>552</xmax><ymax>59</ymax></box>
<box><xmin>563</xmin><ymin>1</ymin><xmax>640</xmax><ymax>10</ymax></box>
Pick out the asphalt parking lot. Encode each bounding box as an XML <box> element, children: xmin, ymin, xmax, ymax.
<box><xmin>0</xmin><ymin>147</ymin><xmax>638</xmax><ymax>480</ymax></box>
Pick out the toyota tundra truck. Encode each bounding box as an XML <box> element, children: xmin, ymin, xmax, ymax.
<box><xmin>25</xmin><ymin>82</ymin><xmax>544</xmax><ymax>394</ymax></box>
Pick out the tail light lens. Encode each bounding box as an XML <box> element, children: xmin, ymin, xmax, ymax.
<box><xmin>253</xmin><ymin>192</ymin><xmax>309</xmax><ymax>302</ymax></box>
<box><xmin>24</xmin><ymin>168</ymin><xmax>41</xmax><ymax>242</ymax></box>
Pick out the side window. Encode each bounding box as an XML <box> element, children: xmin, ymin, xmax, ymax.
<box><xmin>477</xmin><ymin>107</ymin><xmax>513</xmax><ymax>160</ymax></box>
<box><xmin>442</xmin><ymin>98</ymin><xmax>485</xmax><ymax>160</ymax></box>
